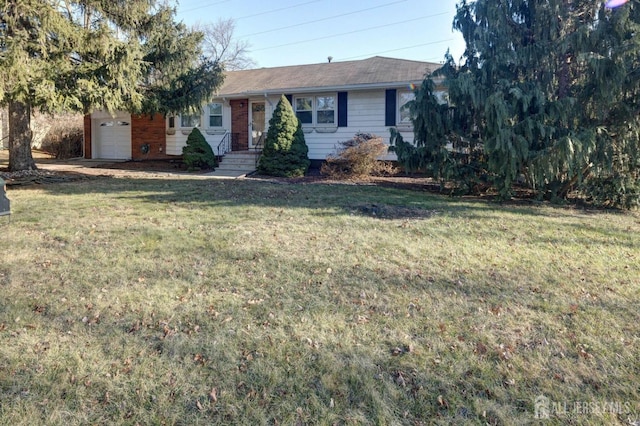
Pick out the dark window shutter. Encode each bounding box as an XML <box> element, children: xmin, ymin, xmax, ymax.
<box><xmin>337</xmin><ymin>92</ymin><xmax>348</xmax><ymax>127</ymax></box>
<box><xmin>285</xmin><ymin>94</ymin><xmax>293</xmax><ymax>105</ymax></box>
<box><xmin>385</xmin><ymin>89</ymin><xmax>397</xmax><ymax>126</ymax></box>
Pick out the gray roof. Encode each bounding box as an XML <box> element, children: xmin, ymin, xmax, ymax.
<box><xmin>216</xmin><ymin>56</ymin><xmax>441</xmax><ymax>97</ymax></box>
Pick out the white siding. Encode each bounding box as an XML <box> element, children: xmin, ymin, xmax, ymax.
<box><xmin>165</xmin><ymin>89</ymin><xmax>415</xmax><ymax>160</ymax></box>
<box><xmin>165</xmin><ymin>107</ymin><xmax>233</xmax><ymax>156</ymax></box>
<box><xmin>277</xmin><ymin>90</ymin><xmax>414</xmax><ymax>160</ymax></box>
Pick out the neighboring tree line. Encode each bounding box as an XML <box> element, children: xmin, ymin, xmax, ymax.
<box><xmin>393</xmin><ymin>0</ymin><xmax>640</xmax><ymax>208</ymax></box>
<box><xmin>0</xmin><ymin>0</ymin><xmax>225</xmax><ymax>171</ymax></box>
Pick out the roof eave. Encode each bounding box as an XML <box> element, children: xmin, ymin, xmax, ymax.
<box><xmin>216</xmin><ymin>77</ymin><xmax>445</xmax><ymax>99</ymax></box>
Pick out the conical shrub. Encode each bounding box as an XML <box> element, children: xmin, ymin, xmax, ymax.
<box><xmin>258</xmin><ymin>95</ymin><xmax>310</xmax><ymax>177</ymax></box>
<box><xmin>182</xmin><ymin>127</ymin><xmax>217</xmax><ymax>170</ymax></box>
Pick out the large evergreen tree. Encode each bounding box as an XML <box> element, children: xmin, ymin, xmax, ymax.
<box><xmin>394</xmin><ymin>0</ymin><xmax>640</xmax><ymax>207</ymax></box>
<box><xmin>258</xmin><ymin>95</ymin><xmax>310</xmax><ymax>177</ymax></box>
<box><xmin>0</xmin><ymin>0</ymin><xmax>223</xmax><ymax>171</ymax></box>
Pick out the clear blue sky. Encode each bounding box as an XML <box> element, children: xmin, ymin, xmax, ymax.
<box><xmin>175</xmin><ymin>0</ymin><xmax>467</xmax><ymax>68</ymax></box>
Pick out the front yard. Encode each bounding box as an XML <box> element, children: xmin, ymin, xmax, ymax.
<box><xmin>0</xmin><ymin>175</ymin><xmax>638</xmax><ymax>425</ymax></box>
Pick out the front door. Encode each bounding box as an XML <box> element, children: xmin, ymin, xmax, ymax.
<box><xmin>250</xmin><ymin>101</ymin><xmax>265</xmax><ymax>148</ymax></box>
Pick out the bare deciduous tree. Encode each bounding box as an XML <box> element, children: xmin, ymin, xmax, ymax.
<box><xmin>197</xmin><ymin>18</ymin><xmax>255</xmax><ymax>71</ymax></box>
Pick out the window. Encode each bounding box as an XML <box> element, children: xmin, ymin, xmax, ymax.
<box><xmin>316</xmin><ymin>96</ymin><xmax>335</xmax><ymax>124</ymax></box>
<box><xmin>398</xmin><ymin>91</ymin><xmax>415</xmax><ymax>124</ymax></box>
<box><xmin>208</xmin><ymin>102</ymin><xmax>223</xmax><ymax>127</ymax></box>
<box><xmin>180</xmin><ymin>112</ymin><xmax>201</xmax><ymax>128</ymax></box>
<box><xmin>168</xmin><ymin>116</ymin><xmax>175</xmax><ymax>128</ymax></box>
<box><xmin>295</xmin><ymin>97</ymin><xmax>313</xmax><ymax>124</ymax></box>
<box><xmin>100</xmin><ymin>121</ymin><xmax>129</xmax><ymax>127</ymax></box>
<box><xmin>294</xmin><ymin>94</ymin><xmax>336</xmax><ymax>126</ymax></box>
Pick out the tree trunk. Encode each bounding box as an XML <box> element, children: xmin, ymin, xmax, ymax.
<box><xmin>8</xmin><ymin>100</ymin><xmax>37</xmax><ymax>171</ymax></box>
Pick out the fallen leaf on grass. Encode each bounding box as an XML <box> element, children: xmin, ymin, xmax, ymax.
<box><xmin>356</xmin><ymin>315</ymin><xmax>369</xmax><ymax>324</ymax></box>
<box><xmin>489</xmin><ymin>305</ymin><xmax>502</xmax><ymax>316</ymax></box>
<box><xmin>437</xmin><ymin>395</ymin><xmax>449</xmax><ymax>408</ymax></box>
<box><xmin>474</xmin><ymin>342</ymin><xmax>488</xmax><ymax>355</ymax></box>
<box><xmin>578</xmin><ymin>346</ymin><xmax>593</xmax><ymax>359</ymax></box>
<box><xmin>209</xmin><ymin>388</ymin><xmax>217</xmax><ymax>403</ymax></box>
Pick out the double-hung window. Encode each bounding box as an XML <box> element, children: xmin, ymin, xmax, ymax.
<box><xmin>295</xmin><ymin>97</ymin><xmax>313</xmax><ymax>124</ymax></box>
<box><xmin>208</xmin><ymin>102</ymin><xmax>223</xmax><ymax>127</ymax></box>
<box><xmin>398</xmin><ymin>91</ymin><xmax>415</xmax><ymax>125</ymax></box>
<box><xmin>294</xmin><ymin>94</ymin><xmax>336</xmax><ymax>126</ymax></box>
<box><xmin>180</xmin><ymin>111</ymin><xmax>201</xmax><ymax>128</ymax></box>
<box><xmin>316</xmin><ymin>96</ymin><xmax>335</xmax><ymax>124</ymax></box>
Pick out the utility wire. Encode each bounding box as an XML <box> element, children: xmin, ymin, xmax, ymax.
<box><xmin>239</xmin><ymin>0</ymin><xmax>407</xmax><ymax>38</ymax></box>
<box><xmin>235</xmin><ymin>0</ymin><xmax>324</xmax><ymax>21</ymax></box>
<box><xmin>179</xmin><ymin>0</ymin><xmax>326</xmax><ymax>22</ymax></box>
<box><xmin>180</xmin><ymin>0</ymin><xmax>232</xmax><ymax>14</ymax></box>
<box><xmin>338</xmin><ymin>39</ymin><xmax>455</xmax><ymax>61</ymax></box>
<box><xmin>251</xmin><ymin>11</ymin><xmax>451</xmax><ymax>52</ymax></box>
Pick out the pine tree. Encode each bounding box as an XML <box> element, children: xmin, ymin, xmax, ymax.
<box><xmin>397</xmin><ymin>0</ymin><xmax>640</xmax><ymax>207</ymax></box>
<box><xmin>258</xmin><ymin>95</ymin><xmax>310</xmax><ymax>177</ymax></box>
<box><xmin>0</xmin><ymin>1</ymin><xmax>224</xmax><ymax>171</ymax></box>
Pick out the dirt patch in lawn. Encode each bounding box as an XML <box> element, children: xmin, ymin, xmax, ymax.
<box><xmin>246</xmin><ymin>167</ymin><xmax>443</xmax><ymax>193</ymax></box>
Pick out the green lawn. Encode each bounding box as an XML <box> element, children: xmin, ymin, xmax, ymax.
<box><xmin>1</xmin><ymin>176</ymin><xmax>639</xmax><ymax>425</ymax></box>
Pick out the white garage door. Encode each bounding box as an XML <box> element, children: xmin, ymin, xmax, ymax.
<box><xmin>94</xmin><ymin>117</ymin><xmax>131</xmax><ymax>159</ymax></box>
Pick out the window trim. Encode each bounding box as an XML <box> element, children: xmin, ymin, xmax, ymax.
<box><xmin>293</xmin><ymin>93</ymin><xmax>337</xmax><ymax>127</ymax></box>
<box><xmin>180</xmin><ymin>111</ymin><xmax>202</xmax><ymax>128</ymax></box>
<box><xmin>207</xmin><ymin>102</ymin><xmax>224</xmax><ymax>128</ymax></box>
<box><xmin>397</xmin><ymin>90</ymin><xmax>415</xmax><ymax>126</ymax></box>
<box><xmin>315</xmin><ymin>95</ymin><xmax>336</xmax><ymax>125</ymax></box>
<box><xmin>294</xmin><ymin>96</ymin><xmax>314</xmax><ymax>125</ymax></box>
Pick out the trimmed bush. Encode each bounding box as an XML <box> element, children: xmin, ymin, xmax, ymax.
<box><xmin>182</xmin><ymin>127</ymin><xmax>217</xmax><ymax>170</ymax></box>
<box><xmin>321</xmin><ymin>132</ymin><xmax>391</xmax><ymax>179</ymax></box>
<box><xmin>258</xmin><ymin>95</ymin><xmax>310</xmax><ymax>177</ymax></box>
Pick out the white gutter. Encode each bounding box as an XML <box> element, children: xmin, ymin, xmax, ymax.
<box><xmin>218</xmin><ymin>77</ymin><xmax>444</xmax><ymax>99</ymax></box>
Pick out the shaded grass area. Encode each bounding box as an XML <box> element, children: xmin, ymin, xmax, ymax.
<box><xmin>1</xmin><ymin>177</ymin><xmax>639</xmax><ymax>425</ymax></box>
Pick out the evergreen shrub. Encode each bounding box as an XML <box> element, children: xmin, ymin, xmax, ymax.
<box><xmin>182</xmin><ymin>127</ymin><xmax>217</xmax><ymax>170</ymax></box>
<box><xmin>258</xmin><ymin>95</ymin><xmax>310</xmax><ymax>177</ymax></box>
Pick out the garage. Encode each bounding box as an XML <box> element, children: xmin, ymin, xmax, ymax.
<box><xmin>92</xmin><ymin>113</ymin><xmax>132</xmax><ymax>159</ymax></box>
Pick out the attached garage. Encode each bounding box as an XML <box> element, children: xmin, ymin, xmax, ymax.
<box><xmin>84</xmin><ymin>111</ymin><xmax>170</xmax><ymax>161</ymax></box>
<box><xmin>91</xmin><ymin>112</ymin><xmax>132</xmax><ymax>159</ymax></box>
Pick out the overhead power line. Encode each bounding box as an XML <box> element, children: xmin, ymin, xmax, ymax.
<box><xmin>180</xmin><ymin>0</ymin><xmax>232</xmax><ymax>14</ymax></box>
<box><xmin>236</xmin><ymin>0</ymin><xmax>324</xmax><ymax>21</ymax></box>
<box><xmin>338</xmin><ymin>39</ymin><xmax>455</xmax><ymax>61</ymax></box>
<box><xmin>239</xmin><ymin>0</ymin><xmax>407</xmax><ymax>38</ymax></box>
<box><xmin>251</xmin><ymin>11</ymin><xmax>452</xmax><ymax>52</ymax></box>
